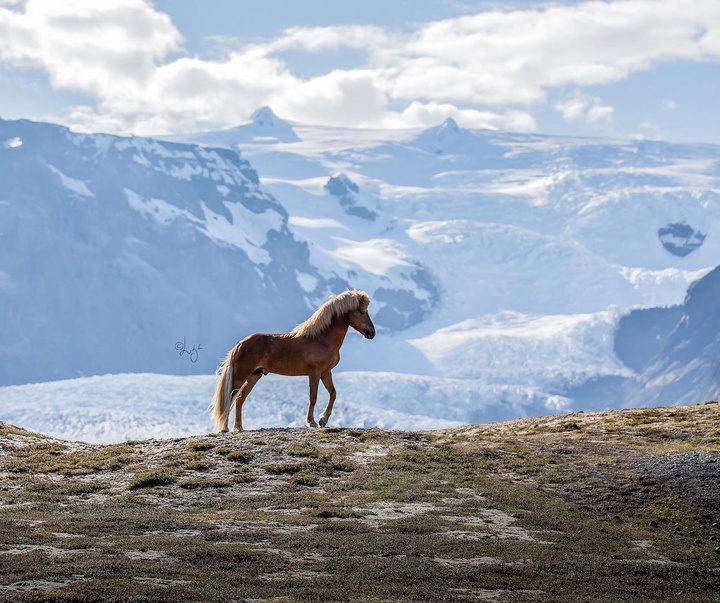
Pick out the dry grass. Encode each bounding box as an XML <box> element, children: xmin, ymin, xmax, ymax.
<box><xmin>0</xmin><ymin>402</ymin><xmax>718</xmax><ymax>602</ymax></box>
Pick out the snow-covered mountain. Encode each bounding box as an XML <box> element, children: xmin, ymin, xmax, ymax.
<box><xmin>0</xmin><ymin>117</ymin><xmax>434</xmax><ymax>386</ymax></box>
<box><xmin>0</xmin><ymin>118</ymin><xmax>303</xmax><ymax>384</ymax></box>
<box><xmin>171</xmin><ymin>108</ymin><xmax>720</xmax><ymax>393</ymax></box>
<box><xmin>3</xmin><ymin>109</ymin><xmax>720</xmax><ymax>441</ymax></box>
<box><xmin>615</xmin><ymin>264</ymin><xmax>720</xmax><ymax>408</ymax></box>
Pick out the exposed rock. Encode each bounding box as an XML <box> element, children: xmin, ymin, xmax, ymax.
<box><xmin>324</xmin><ymin>173</ymin><xmax>377</xmax><ymax>221</ymax></box>
<box><xmin>658</xmin><ymin>222</ymin><xmax>706</xmax><ymax>257</ymax></box>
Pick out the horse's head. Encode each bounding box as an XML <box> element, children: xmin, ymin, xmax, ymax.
<box><xmin>348</xmin><ymin>294</ymin><xmax>375</xmax><ymax>340</ymax></box>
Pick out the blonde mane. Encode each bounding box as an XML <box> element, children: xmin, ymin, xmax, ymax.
<box><xmin>291</xmin><ymin>290</ymin><xmax>369</xmax><ymax>338</ymax></box>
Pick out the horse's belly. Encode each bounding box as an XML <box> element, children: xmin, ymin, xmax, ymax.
<box><xmin>267</xmin><ymin>354</ymin><xmax>338</xmax><ymax>377</ymax></box>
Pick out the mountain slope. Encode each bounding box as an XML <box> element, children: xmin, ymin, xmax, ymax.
<box><xmin>0</xmin><ymin>118</ymin><xmax>307</xmax><ymax>383</ymax></box>
<box><xmin>617</xmin><ymin>264</ymin><xmax>720</xmax><ymax>407</ymax></box>
<box><xmin>1</xmin><ymin>403</ymin><xmax>718</xmax><ymax>602</ymax></box>
<box><xmin>0</xmin><ymin>117</ymin><xmax>434</xmax><ymax>386</ymax></box>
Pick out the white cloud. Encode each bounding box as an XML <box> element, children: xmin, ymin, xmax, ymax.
<box><xmin>377</xmin><ymin>0</ymin><xmax>720</xmax><ymax>105</ymax></box>
<box><xmin>273</xmin><ymin>69</ymin><xmax>388</xmax><ymax>127</ymax></box>
<box><xmin>0</xmin><ymin>0</ymin><xmax>181</xmax><ymax>98</ymax></box>
<box><xmin>384</xmin><ymin>101</ymin><xmax>536</xmax><ymax>132</ymax></box>
<box><xmin>267</xmin><ymin>24</ymin><xmax>390</xmax><ymax>53</ymax></box>
<box><xmin>587</xmin><ymin>104</ymin><xmax>614</xmax><ymax>124</ymax></box>
<box><xmin>555</xmin><ymin>93</ymin><xmax>614</xmax><ymax>125</ymax></box>
<box><xmin>0</xmin><ymin>0</ymin><xmax>719</xmax><ymax>134</ymax></box>
<box><xmin>631</xmin><ymin>121</ymin><xmax>662</xmax><ymax>140</ymax></box>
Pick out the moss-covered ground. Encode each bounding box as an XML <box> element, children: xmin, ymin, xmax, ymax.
<box><xmin>0</xmin><ymin>402</ymin><xmax>718</xmax><ymax>602</ymax></box>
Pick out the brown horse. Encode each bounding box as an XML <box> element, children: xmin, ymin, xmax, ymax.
<box><xmin>211</xmin><ymin>290</ymin><xmax>375</xmax><ymax>432</ymax></box>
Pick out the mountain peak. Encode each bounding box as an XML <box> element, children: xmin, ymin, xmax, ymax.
<box><xmin>241</xmin><ymin>106</ymin><xmax>300</xmax><ymax>142</ymax></box>
<box><xmin>414</xmin><ymin>116</ymin><xmax>470</xmax><ymax>153</ymax></box>
<box><xmin>440</xmin><ymin>117</ymin><xmax>459</xmax><ymax>132</ymax></box>
<box><xmin>436</xmin><ymin>117</ymin><xmax>462</xmax><ymax>144</ymax></box>
<box><xmin>250</xmin><ymin>106</ymin><xmax>282</xmax><ymax>128</ymax></box>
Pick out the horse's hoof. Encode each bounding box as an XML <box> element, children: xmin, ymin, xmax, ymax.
<box><xmin>231</xmin><ymin>428</ymin><xmax>243</xmax><ymax>434</ymax></box>
<box><xmin>318</xmin><ymin>416</ymin><xmax>329</xmax><ymax>428</ymax></box>
<box><xmin>306</xmin><ymin>420</ymin><xmax>318</xmax><ymax>428</ymax></box>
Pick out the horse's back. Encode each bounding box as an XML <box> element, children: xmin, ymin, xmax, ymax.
<box><xmin>236</xmin><ymin>332</ymin><xmax>278</xmax><ymax>356</ymax></box>
<box><xmin>234</xmin><ymin>332</ymin><xmax>293</xmax><ymax>366</ymax></box>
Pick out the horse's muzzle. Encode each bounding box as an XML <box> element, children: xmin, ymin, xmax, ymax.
<box><xmin>363</xmin><ymin>327</ymin><xmax>376</xmax><ymax>340</ymax></box>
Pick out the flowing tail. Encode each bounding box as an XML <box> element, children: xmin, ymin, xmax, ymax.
<box><xmin>211</xmin><ymin>348</ymin><xmax>235</xmax><ymax>432</ymax></box>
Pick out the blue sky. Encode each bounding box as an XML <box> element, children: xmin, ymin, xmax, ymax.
<box><xmin>1</xmin><ymin>0</ymin><xmax>719</xmax><ymax>144</ymax></box>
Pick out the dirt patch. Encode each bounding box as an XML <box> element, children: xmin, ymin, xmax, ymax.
<box><xmin>354</xmin><ymin>501</ymin><xmax>438</xmax><ymax>524</ymax></box>
<box><xmin>125</xmin><ymin>549</ymin><xmax>173</xmax><ymax>561</ymax></box>
<box><xmin>258</xmin><ymin>570</ymin><xmax>332</xmax><ymax>581</ymax></box>
<box><xmin>0</xmin><ymin>575</ymin><xmax>86</xmax><ymax>592</ymax></box>
<box><xmin>132</xmin><ymin>576</ymin><xmax>190</xmax><ymax>587</ymax></box>
<box><xmin>0</xmin><ymin>544</ymin><xmax>95</xmax><ymax>557</ymax></box>
<box><xmin>439</xmin><ymin>507</ymin><xmax>551</xmax><ymax>542</ymax></box>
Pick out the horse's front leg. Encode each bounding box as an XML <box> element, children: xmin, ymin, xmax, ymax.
<box><xmin>318</xmin><ymin>372</ymin><xmax>336</xmax><ymax>428</ymax></box>
<box><xmin>306</xmin><ymin>373</ymin><xmax>320</xmax><ymax>428</ymax></box>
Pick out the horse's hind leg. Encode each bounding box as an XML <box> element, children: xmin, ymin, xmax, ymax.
<box><xmin>318</xmin><ymin>372</ymin><xmax>336</xmax><ymax>428</ymax></box>
<box><xmin>232</xmin><ymin>371</ymin><xmax>262</xmax><ymax>433</ymax></box>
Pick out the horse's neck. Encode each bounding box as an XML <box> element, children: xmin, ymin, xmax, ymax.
<box><xmin>324</xmin><ymin>315</ymin><xmax>350</xmax><ymax>350</ymax></box>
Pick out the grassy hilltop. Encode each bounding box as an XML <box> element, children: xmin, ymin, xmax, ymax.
<box><xmin>0</xmin><ymin>403</ymin><xmax>719</xmax><ymax>602</ymax></box>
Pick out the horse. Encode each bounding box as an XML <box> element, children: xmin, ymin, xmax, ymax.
<box><xmin>211</xmin><ymin>290</ymin><xmax>376</xmax><ymax>433</ymax></box>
